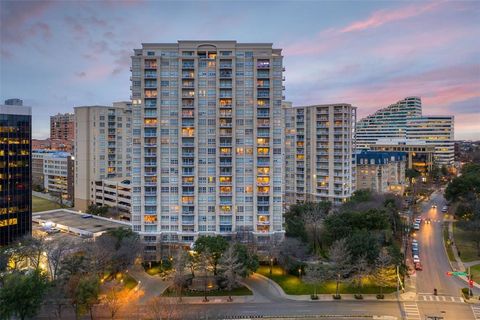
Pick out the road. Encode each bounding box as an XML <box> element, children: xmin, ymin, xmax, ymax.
<box><xmin>415</xmin><ymin>189</ymin><xmax>480</xmax><ymax>297</ymax></box>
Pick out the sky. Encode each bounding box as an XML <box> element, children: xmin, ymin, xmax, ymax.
<box><xmin>0</xmin><ymin>0</ymin><xmax>479</xmax><ymax>140</ymax></box>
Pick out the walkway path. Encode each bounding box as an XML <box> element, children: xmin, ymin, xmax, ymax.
<box><xmin>128</xmin><ymin>264</ymin><xmax>172</xmax><ymax>303</ymax></box>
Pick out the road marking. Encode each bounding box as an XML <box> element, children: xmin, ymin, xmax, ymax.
<box><xmin>403</xmin><ymin>302</ymin><xmax>421</xmax><ymax>320</ymax></box>
<box><xmin>418</xmin><ymin>294</ymin><xmax>464</xmax><ymax>303</ymax></box>
<box><xmin>472</xmin><ymin>305</ymin><xmax>480</xmax><ymax>320</ymax></box>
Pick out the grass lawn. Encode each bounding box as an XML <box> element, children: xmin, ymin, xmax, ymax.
<box><xmin>470</xmin><ymin>264</ymin><xmax>480</xmax><ymax>282</ymax></box>
<box><xmin>32</xmin><ymin>196</ymin><xmax>62</xmax><ymax>212</ymax></box>
<box><xmin>453</xmin><ymin>223</ymin><xmax>480</xmax><ymax>262</ymax></box>
<box><xmin>444</xmin><ymin>225</ymin><xmax>456</xmax><ymax>262</ymax></box>
<box><xmin>256</xmin><ymin>265</ymin><xmax>395</xmax><ymax>295</ymax></box>
<box><xmin>162</xmin><ymin>285</ymin><xmax>252</xmax><ymax>297</ymax></box>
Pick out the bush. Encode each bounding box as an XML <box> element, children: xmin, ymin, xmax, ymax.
<box><xmin>354</xmin><ymin>294</ymin><xmax>363</xmax><ymax>299</ymax></box>
<box><xmin>376</xmin><ymin>294</ymin><xmax>385</xmax><ymax>299</ymax></box>
<box><xmin>311</xmin><ymin>294</ymin><xmax>319</xmax><ymax>300</ymax></box>
<box><xmin>333</xmin><ymin>294</ymin><xmax>341</xmax><ymax>300</ymax></box>
<box><xmin>462</xmin><ymin>287</ymin><xmax>471</xmax><ymax>299</ymax></box>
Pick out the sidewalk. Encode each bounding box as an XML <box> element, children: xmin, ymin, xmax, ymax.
<box><xmin>128</xmin><ymin>264</ymin><xmax>172</xmax><ymax>303</ymax></box>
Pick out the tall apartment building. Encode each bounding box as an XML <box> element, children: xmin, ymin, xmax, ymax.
<box><xmin>0</xmin><ymin>102</ymin><xmax>32</xmax><ymax>245</ymax></box>
<box><xmin>285</xmin><ymin>104</ymin><xmax>356</xmax><ymax>205</ymax></box>
<box><xmin>406</xmin><ymin>116</ymin><xmax>454</xmax><ymax>166</ymax></box>
<box><xmin>32</xmin><ymin>150</ymin><xmax>74</xmax><ymax>203</ymax></box>
<box><xmin>130</xmin><ymin>41</ymin><xmax>285</xmax><ymax>253</ymax></box>
<box><xmin>283</xmin><ymin>101</ymin><xmax>296</xmax><ymax>206</ymax></box>
<box><xmin>356</xmin><ymin>97</ymin><xmax>454</xmax><ymax>166</ymax></box>
<box><xmin>50</xmin><ymin>113</ymin><xmax>75</xmax><ymax>141</ymax></box>
<box><xmin>74</xmin><ymin>102</ymin><xmax>132</xmax><ymax>211</ymax></box>
<box><xmin>356</xmin><ymin>151</ymin><xmax>407</xmax><ymax>195</ymax></box>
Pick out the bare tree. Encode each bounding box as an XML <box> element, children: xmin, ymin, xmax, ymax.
<box><xmin>328</xmin><ymin>238</ymin><xmax>352</xmax><ymax>297</ymax></box>
<box><xmin>303</xmin><ymin>201</ymin><xmax>331</xmax><ymax>253</ymax></box>
<box><xmin>102</xmin><ymin>284</ymin><xmax>123</xmax><ymax>319</ymax></box>
<box><xmin>22</xmin><ymin>235</ymin><xmax>46</xmax><ymax>271</ymax></box>
<box><xmin>172</xmin><ymin>251</ymin><xmax>189</xmax><ymax>301</ymax></box>
<box><xmin>374</xmin><ymin>249</ymin><xmax>397</xmax><ymax>296</ymax></box>
<box><xmin>304</xmin><ymin>262</ymin><xmax>330</xmax><ymax>298</ymax></box>
<box><xmin>351</xmin><ymin>254</ymin><xmax>371</xmax><ymax>295</ymax></box>
<box><xmin>45</xmin><ymin>238</ymin><xmax>75</xmax><ymax>281</ymax></box>
<box><xmin>196</xmin><ymin>250</ymin><xmax>211</xmax><ymax>302</ymax></box>
<box><xmin>146</xmin><ymin>296</ymin><xmax>181</xmax><ymax>320</ymax></box>
<box><xmin>219</xmin><ymin>245</ymin><xmax>245</xmax><ymax>301</ymax></box>
<box><xmin>276</xmin><ymin>237</ymin><xmax>309</xmax><ymax>275</ymax></box>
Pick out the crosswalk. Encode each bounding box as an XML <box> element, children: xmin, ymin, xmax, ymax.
<box><xmin>472</xmin><ymin>305</ymin><xmax>480</xmax><ymax>320</ymax></box>
<box><xmin>403</xmin><ymin>302</ymin><xmax>421</xmax><ymax>320</ymax></box>
<box><xmin>418</xmin><ymin>294</ymin><xmax>464</xmax><ymax>303</ymax></box>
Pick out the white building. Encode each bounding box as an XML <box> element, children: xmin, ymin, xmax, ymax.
<box><xmin>74</xmin><ymin>102</ymin><xmax>132</xmax><ymax>211</ymax></box>
<box><xmin>130</xmin><ymin>41</ymin><xmax>286</xmax><ymax>252</ymax></box>
<box><xmin>285</xmin><ymin>104</ymin><xmax>357</xmax><ymax>205</ymax></box>
<box><xmin>356</xmin><ymin>97</ymin><xmax>454</xmax><ymax>166</ymax></box>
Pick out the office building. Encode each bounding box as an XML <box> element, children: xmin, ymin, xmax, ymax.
<box><xmin>406</xmin><ymin>115</ymin><xmax>454</xmax><ymax>166</ymax></box>
<box><xmin>370</xmin><ymin>139</ymin><xmax>434</xmax><ymax>173</ymax></box>
<box><xmin>94</xmin><ymin>178</ymin><xmax>132</xmax><ymax>220</ymax></box>
<box><xmin>130</xmin><ymin>41</ymin><xmax>285</xmax><ymax>254</ymax></box>
<box><xmin>356</xmin><ymin>150</ymin><xmax>407</xmax><ymax>195</ymax></box>
<box><xmin>0</xmin><ymin>103</ymin><xmax>32</xmax><ymax>245</ymax></box>
<box><xmin>4</xmin><ymin>98</ymin><xmax>23</xmax><ymax>106</ymax></box>
<box><xmin>285</xmin><ymin>104</ymin><xmax>356</xmax><ymax>205</ymax></box>
<box><xmin>74</xmin><ymin>102</ymin><xmax>132</xmax><ymax>211</ymax></box>
<box><xmin>32</xmin><ymin>150</ymin><xmax>74</xmax><ymax>203</ymax></box>
<box><xmin>356</xmin><ymin>97</ymin><xmax>454</xmax><ymax>166</ymax></box>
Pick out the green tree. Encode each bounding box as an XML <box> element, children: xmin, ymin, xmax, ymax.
<box><xmin>405</xmin><ymin>168</ymin><xmax>421</xmax><ymax>185</ymax></box>
<box><xmin>0</xmin><ymin>270</ymin><xmax>49</xmax><ymax>320</ymax></box>
<box><xmin>72</xmin><ymin>276</ymin><xmax>100</xmax><ymax>320</ymax></box>
<box><xmin>284</xmin><ymin>203</ymin><xmax>309</xmax><ymax>241</ymax></box>
<box><xmin>194</xmin><ymin>235</ymin><xmax>228</xmax><ymax>275</ymax></box>
<box><xmin>233</xmin><ymin>243</ymin><xmax>259</xmax><ymax>277</ymax></box>
<box><xmin>373</xmin><ymin>250</ymin><xmax>397</xmax><ymax>296</ymax></box>
<box><xmin>346</xmin><ymin>230</ymin><xmax>380</xmax><ymax>264</ymax></box>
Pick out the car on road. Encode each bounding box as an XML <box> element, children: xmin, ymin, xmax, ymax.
<box><xmin>425</xmin><ymin>218</ymin><xmax>431</xmax><ymax>224</ymax></box>
<box><xmin>431</xmin><ymin>204</ymin><xmax>437</xmax><ymax>208</ymax></box>
<box><xmin>413</xmin><ymin>223</ymin><xmax>420</xmax><ymax>230</ymax></box>
<box><xmin>415</xmin><ymin>218</ymin><xmax>422</xmax><ymax>224</ymax></box>
<box><xmin>412</xmin><ymin>239</ymin><xmax>418</xmax><ymax>244</ymax></box>
<box><xmin>413</xmin><ymin>255</ymin><xmax>420</xmax><ymax>263</ymax></box>
<box><xmin>414</xmin><ymin>262</ymin><xmax>423</xmax><ymax>271</ymax></box>
<box><xmin>441</xmin><ymin>206</ymin><xmax>448</xmax><ymax>213</ymax></box>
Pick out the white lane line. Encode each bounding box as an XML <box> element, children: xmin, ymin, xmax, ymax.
<box><xmin>472</xmin><ymin>305</ymin><xmax>480</xmax><ymax>320</ymax></box>
<box><xmin>403</xmin><ymin>302</ymin><xmax>421</xmax><ymax>320</ymax></box>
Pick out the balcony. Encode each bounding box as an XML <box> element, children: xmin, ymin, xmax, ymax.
<box><xmin>220</xmin><ymin>71</ymin><xmax>232</xmax><ymax>78</ymax></box>
<box><xmin>182</xmin><ymin>62</ymin><xmax>194</xmax><ymax>69</ymax></box>
<box><xmin>144</xmin><ymin>171</ymin><xmax>157</xmax><ymax>177</ymax></box>
<box><xmin>220</xmin><ymin>63</ymin><xmax>232</xmax><ymax>69</ymax></box>
<box><xmin>144</xmin><ymin>162</ymin><xmax>157</xmax><ymax>167</ymax></box>
<box><xmin>257</xmin><ymin>71</ymin><xmax>269</xmax><ymax>78</ymax></box>
<box><xmin>182</xmin><ymin>72</ymin><xmax>194</xmax><ymax>79</ymax></box>
<box><xmin>220</xmin><ymin>160</ymin><xmax>232</xmax><ymax>167</ymax></box>
<box><xmin>257</xmin><ymin>60</ymin><xmax>270</xmax><ymax>69</ymax></box>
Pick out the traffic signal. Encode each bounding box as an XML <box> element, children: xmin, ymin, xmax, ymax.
<box><xmin>446</xmin><ymin>271</ymin><xmax>453</xmax><ymax>276</ymax></box>
<box><xmin>469</xmin><ymin>279</ymin><xmax>474</xmax><ymax>287</ymax></box>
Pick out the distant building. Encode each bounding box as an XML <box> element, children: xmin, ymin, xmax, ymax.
<box><xmin>32</xmin><ymin>150</ymin><xmax>74</xmax><ymax>203</ymax></box>
<box><xmin>356</xmin><ymin>97</ymin><xmax>454</xmax><ymax>167</ymax></box>
<box><xmin>283</xmin><ymin>101</ymin><xmax>296</xmax><ymax>207</ymax></box>
<box><xmin>4</xmin><ymin>98</ymin><xmax>23</xmax><ymax>106</ymax></box>
<box><xmin>93</xmin><ymin>178</ymin><xmax>131</xmax><ymax>220</ymax></box>
<box><xmin>74</xmin><ymin>102</ymin><xmax>132</xmax><ymax>211</ymax></box>
<box><xmin>50</xmin><ymin>113</ymin><xmax>75</xmax><ymax>141</ymax></box>
<box><xmin>356</xmin><ymin>150</ymin><xmax>407</xmax><ymax>195</ymax></box>
<box><xmin>32</xmin><ymin>138</ymin><xmax>74</xmax><ymax>153</ymax></box>
<box><xmin>370</xmin><ymin>139</ymin><xmax>434</xmax><ymax>174</ymax></box>
<box><xmin>0</xmin><ymin>103</ymin><xmax>32</xmax><ymax>245</ymax></box>
<box><xmin>285</xmin><ymin>103</ymin><xmax>357</xmax><ymax>205</ymax></box>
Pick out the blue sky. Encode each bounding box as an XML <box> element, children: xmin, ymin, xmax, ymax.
<box><xmin>1</xmin><ymin>0</ymin><xmax>479</xmax><ymax>139</ymax></box>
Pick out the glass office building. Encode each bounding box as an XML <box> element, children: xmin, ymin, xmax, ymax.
<box><xmin>0</xmin><ymin>103</ymin><xmax>32</xmax><ymax>246</ymax></box>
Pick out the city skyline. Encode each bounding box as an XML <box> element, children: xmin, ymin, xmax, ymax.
<box><xmin>1</xmin><ymin>1</ymin><xmax>479</xmax><ymax>140</ymax></box>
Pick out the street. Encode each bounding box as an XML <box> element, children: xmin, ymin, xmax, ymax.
<box><xmin>415</xmin><ymin>189</ymin><xmax>479</xmax><ymax>297</ymax></box>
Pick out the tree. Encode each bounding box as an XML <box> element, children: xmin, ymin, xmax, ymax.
<box><xmin>46</xmin><ymin>279</ymin><xmax>70</xmax><ymax>320</ymax></box>
<box><xmin>374</xmin><ymin>250</ymin><xmax>397</xmax><ymax>296</ymax></box>
<box><xmin>21</xmin><ymin>235</ymin><xmax>46</xmax><ymax>271</ymax></box>
<box><xmin>146</xmin><ymin>296</ymin><xmax>181</xmax><ymax>320</ymax></box>
<box><xmin>405</xmin><ymin>168</ymin><xmax>421</xmax><ymax>185</ymax></box>
<box><xmin>45</xmin><ymin>238</ymin><xmax>75</xmax><ymax>281</ymax></box>
<box><xmin>457</xmin><ymin>219</ymin><xmax>480</xmax><ymax>257</ymax></box>
<box><xmin>194</xmin><ymin>235</ymin><xmax>228</xmax><ymax>275</ymax></box>
<box><xmin>276</xmin><ymin>237</ymin><xmax>309</xmax><ymax>275</ymax></box>
<box><xmin>172</xmin><ymin>251</ymin><xmax>189</xmax><ymax>300</ymax></box>
<box><xmin>196</xmin><ymin>251</ymin><xmax>211</xmax><ymax>302</ymax></box>
<box><xmin>103</xmin><ymin>284</ymin><xmax>123</xmax><ymax>319</ymax></box>
<box><xmin>0</xmin><ymin>270</ymin><xmax>49</xmax><ymax>320</ymax></box>
<box><xmin>346</xmin><ymin>230</ymin><xmax>380</xmax><ymax>264</ymax></box>
<box><xmin>303</xmin><ymin>201</ymin><xmax>331</xmax><ymax>253</ymax></box>
<box><xmin>351</xmin><ymin>254</ymin><xmax>371</xmax><ymax>295</ymax></box>
<box><xmin>72</xmin><ymin>276</ymin><xmax>100</xmax><ymax>320</ymax></box>
<box><xmin>304</xmin><ymin>263</ymin><xmax>330</xmax><ymax>298</ymax></box>
<box><xmin>233</xmin><ymin>243</ymin><xmax>259</xmax><ymax>277</ymax></box>
<box><xmin>87</xmin><ymin>204</ymin><xmax>109</xmax><ymax>216</ymax></box>
<box><xmin>284</xmin><ymin>203</ymin><xmax>310</xmax><ymax>241</ymax></box>
<box><xmin>328</xmin><ymin>238</ymin><xmax>352</xmax><ymax>297</ymax></box>
<box><xmin>219</xmin><ymin>245</ymin><xmax>245</xmax><ymax>301</ymax></box>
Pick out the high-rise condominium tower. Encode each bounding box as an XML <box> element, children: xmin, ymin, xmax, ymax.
<box><xmin>74</xmin><ymin>102</ymin><xmax>132</xmax><ymax>211</ymax></box>
<box><xmin>0</xmin><ymin>102</ymin><xmax>32</xmax><ymax>245</ymax></box>
<box><xmin>285</xmin><ymin>104</ymin><xmax>357</xmax><ymax>206</ymax></box>
<box><xmin>50</xmin><ymin>113</ymin><xmax>75</xmax><ymax>141</ymax></box>
<box><xmin>356</xmin><ymin>97</ymin><xmax>454</xmax><ymax>166</ymax></box>
<box><xmin>130</xmin><ymin>41</ymin><xmax>285</xmax><ymax>253</ymax></box>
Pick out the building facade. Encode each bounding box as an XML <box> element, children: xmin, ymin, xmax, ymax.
<box><xmin>356</xmin><ymin>97</ymin><xmax>454</xmax><ymax>166</ymax></box>
<box><xmin>74</xmin><ymin>102</ymin><xmax>132</xmax><ymax>211</ymax></box>
<box><xmin>285</xmin><ymin>104</ymin><xmax>356</xmax><ymax>205</ymax></box>
<box><xmin>406</xmin><ymin>116</ymin><xmax>454</xmax><ymax>166</ymax></box>
<box><xmin>32</xmin><ymin>150</ymin><xmax>74</xmax><ymax>202</ymax></box>
<box><xmin>356</xmin><ymin>151</ymin><xmax>407</xmax><ymax>195</ymax></box>
<box><xmin>283</xmin><ymin>101</ymin><xmax>296</xmax><ymax>206</ymax></box>
<box><xmin>130</xmin><ymin>41</ymin><xmax>285</xmax><ymax>254</ymax></box>
<box><xmin>94</xmin><ymin>178</ymin><xmax>131</xmax><ymax>220</ymax></box>
<box><xmin>50</xmin><ymin>113</ymin><xmax>75</xmax><ymax>141</ymax></box>
<box><xmin>0</xmin><ymin>103</ymin><xmax>32</xmax><ymax>245</ymax></box>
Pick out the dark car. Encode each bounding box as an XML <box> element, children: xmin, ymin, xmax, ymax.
<box><xmin>414</xmin><ymin>262</ymin><xmax>423</xmax><ymax>271</ymax></box>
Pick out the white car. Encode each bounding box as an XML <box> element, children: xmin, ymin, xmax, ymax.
<box><xmin>413</xmin><ymin>255</ymin><xmax>420</xmax><ymax>263</ymax></box>
<box><xmin>412</xmin><ymin>239</ymin><xmax>418</xmax><ymax>244</ymax></box>
<box><xmin>442</xmin><ymin>206</ymin><xmax>448</xmax><ymax>213</ymax></box>
<box><xmin>413</xmin><ymin>223</ymin><xmax>420</xmax><ymax>230</ymax></box>
<box><xmin>415</xmin><ymin>218</ymin><xmax>422</xmax><ymax>224</ymax></box>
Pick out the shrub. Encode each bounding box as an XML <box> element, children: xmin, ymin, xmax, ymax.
<box><xmin>333</xmin><ymin>294</ymin><xmax>341</xmax><ymax>300</ymax></box>
<box><xmin>462</xmin><ymin>287</ymin><xmax>470</xmax><ymax>299</ymax></box>
<box><xmin>376</xmin><ymin>294</ymin><xmax>385</xmax><ymax>299</ymax></box>
<box><xmin>354</xmin><ymin>294</ymin><xmax>363</xmax><ymax>299</ymax></box>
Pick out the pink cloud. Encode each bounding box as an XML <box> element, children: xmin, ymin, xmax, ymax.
<box><xmin>340</xmin><ymin>2</ymin><xmax>441</xmax><ymax>33</ymax></box>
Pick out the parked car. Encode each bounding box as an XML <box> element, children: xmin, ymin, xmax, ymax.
<box><xmin>431</xmin><ymin>204</ymin><xmax>437</xmax><ymax>208</ymax></box>
<box><xmin>414</xmin><ymin>262</ymin><xmax>423</xmax><ymax>271</ymax></box>
<box><xmin>415</xmin><ymin>218</ymin><xmax>422</xmax><ymax>224</ymax></box>
<box><xmin>441</xmin><ymin>206</ymin><xmax>448</xmax><ymax>213</ymax></box>
<box><xmin>413</xmin><ymin>255</ymin><xmax>420</xmax><ymax>263</ymax></box>
<box><xmin>413</xmin><ymin>223</ymin><xmax>420</xmax><ymax>230</ymax></box>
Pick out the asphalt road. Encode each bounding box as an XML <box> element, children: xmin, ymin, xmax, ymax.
<box><xmin>415</xmin><ymin>189</ymin><xmax>479</xmax><ymax>297</ymax></box>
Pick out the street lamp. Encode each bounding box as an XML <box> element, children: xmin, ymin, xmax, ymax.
<box><xmin>270</xmin><ymin>258</ymin><xmax>273</xmax><ymax>276</ymax></box>
<box><xmin>298</xmin><ymin>268</ymin><xmax>302</xmax><ymax>279</ymax></box>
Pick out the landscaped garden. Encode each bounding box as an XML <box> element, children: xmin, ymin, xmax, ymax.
<box><xmin>256</xmin><ymin>265</ymin><xmax>395</xmax><ymax>295</ymax></box>
<box><xmin>162</xmin><ymin>285</ymin><xmax>252</xmax><ymax>297</ymax></box>
<box><xmin>453</xmin><ymin>223</ymin><xmax>480</xmax><ymax>262</ymax></box>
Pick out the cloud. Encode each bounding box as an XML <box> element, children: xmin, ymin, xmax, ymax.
<box><xmin>340</xmin><ymin>2</ymin><xmax>441</xmax><ymax>33</ymax></box>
